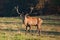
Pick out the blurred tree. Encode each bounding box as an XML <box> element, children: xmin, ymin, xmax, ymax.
<box><xmin>35</xmin><ymin>0</ymin><xmax>48</xmax><ymax>9</ymax></box>
<box><xmin>47</xmin><ymin>0</ymin><xmax>60</xmax><ymax>15</ymax></box>
<box><xmin>0</xmin><ymin>0</ymin><xmax>60</xmax><ymax>17</ymax></box>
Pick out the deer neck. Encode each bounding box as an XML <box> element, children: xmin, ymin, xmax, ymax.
<box><xmin>21</xmin><ymin>16</ymin><xmax>27</xmax><ymax>24</ymax></box>
<box><xmin>20</xmin><ymin>15</ymin><xmax>25</xmax><ymax>24</ymax></box>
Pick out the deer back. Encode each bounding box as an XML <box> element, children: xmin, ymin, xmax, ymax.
<box><xmin>24</xmin><ymin>16</ymin><xmax>43</xmax><ymax>26</ymax></box>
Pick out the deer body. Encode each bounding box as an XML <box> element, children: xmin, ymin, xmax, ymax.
<box><xmin>24</xmin><ymin>16</ymin><xmax>43</xmax><ymax>26</ymax></box>
<box><xmin>15</xmin><ymin>6</ymin><xmax>43</xmax><ymax>35</ymax></box>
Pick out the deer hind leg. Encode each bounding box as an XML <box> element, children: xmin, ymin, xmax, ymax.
<box><xmin>37</xmin><ymin>25</ymin><xmax>41</xmax><ymax>36</ymax></box>
<box><xmin>36</xmin><ymin>25</ymin><xmax>38</xmax><ymax>33</ymax></box>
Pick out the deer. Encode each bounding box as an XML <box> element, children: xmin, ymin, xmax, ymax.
<box><xmin>15</xmin><ymin>6</ymin><xmax>43</xmax><ymax>36</ymax></box>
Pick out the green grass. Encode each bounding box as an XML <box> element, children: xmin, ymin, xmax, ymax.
<box><xmin>0</xmin><ymin>17</ymin><xmax>21</xmax><ymax>22</ymax></box>
<box><xmin>0</xmin><ymin>31</ymin><xmax>60</xmax><ymax>40</ymax></box>
<box><xmin>0</xmin><ymin>16</ymin><xmax>60</xmax><ymax>40</ymax></box>
<box><xmin>0</xmin><ymin>17</ymin><xmax>60</xmax><ymax>25</ymax></box>
<box><xmin>39</xmin><ymin>15</ymin><xmax>60</xmax><ymax>19</ymax></box>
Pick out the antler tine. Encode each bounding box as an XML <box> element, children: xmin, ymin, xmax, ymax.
<box><xmin>29</xmin><ymin>7</ymin><xmax>34</xmax><ymax>14</ymax></box>
<box><xmin>15</xmin><ymin>6</ymin><xmax>18</xmax><ymax>10</ymax></box>
<box><xmin>31</xmin><ymin>7</ymin><xmax>34</xmax><ymax>10</ymax></box>
<box><xmin>15</xmin><ymin>6</ymin><xmax>20</xmax><ymax>14</ymax></box>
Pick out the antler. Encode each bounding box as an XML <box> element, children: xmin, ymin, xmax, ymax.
<box><xmin>29</xmin><ymin>7</ymin><xmax>34</xmax><ymax>14</ymax></box>
<box><xmin>15</xmin><ymin>6</ymin><xmax>20</xmax><ymax>14</ymax></box>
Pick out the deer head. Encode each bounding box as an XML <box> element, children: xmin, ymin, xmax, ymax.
<box><xmin>15</xmin><ymin>6</ymin><xmax>25</xmax><ymax>23</ymax></box>
<box><xmin>15</xmin><ymin>6</ymin><xmax>34</xmax><ymax>23</ymax></box>
<box><xmin>15</xmin><ymin>6</ymin><xmax>34</xmax><ymax>16</ymax></box>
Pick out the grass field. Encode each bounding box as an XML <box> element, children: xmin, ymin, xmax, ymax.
<box><xmin>0</xmin><ymin>16</ymin><xmax>60</xmax><ymax>40</ymax></box>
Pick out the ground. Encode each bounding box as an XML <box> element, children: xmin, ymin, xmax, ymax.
<box><xmin>0</xmin><ymin>16</ymin><xmax>60</xmax><ymax>40</ymax></box>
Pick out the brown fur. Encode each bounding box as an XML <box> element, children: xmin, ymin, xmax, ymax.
<box><xmin>24</xmin><ymin>16</ymin><xmax>43</xmax><ymax>35</ymax></box>
<box><xmin>15</xmin><ymin>6</ymin><xmax>43</xmax><ymax>35</ymax></box>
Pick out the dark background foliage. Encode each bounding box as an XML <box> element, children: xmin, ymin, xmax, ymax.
<box><xmin>0</xmin><ymin>0</ymin><xmax>60</xmax><ymax>17</ymax></box>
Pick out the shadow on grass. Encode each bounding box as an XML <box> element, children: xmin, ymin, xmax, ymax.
<box><xmin>0</xmin><ymin>28</ymin><xmax>60</xmax><ymax>35</ymax></box>
<box><xmin>0</xmin><ymin>22</ymin><xmax>60</xmax><ymax>25</ymax></box>
<box><xmin>20</xmin><ymin>28</ymin><xmax>60</xmax><ymax>35</ymax></box>
<box><xmin>0</xmin><ymin>28</ymin><xmax>18</xmax><ymax>32</ymax></box>
<box><xmin>0</xmin><ymin>22</ymin><xmax>22</xmax><ymax>24</ymax></box>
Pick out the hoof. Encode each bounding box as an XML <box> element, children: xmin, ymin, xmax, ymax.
<box><xmin>31</xmin><ymin>33</ymin><xmax>33</xmax><ymax>35</ymax></box>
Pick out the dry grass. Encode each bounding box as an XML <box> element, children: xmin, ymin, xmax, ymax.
<box><xmin>0</xmin><ymin>17</ymin><xmax>60</xmax><ymax>40</ymax></box>
<box><xmin>0</xmin><ymin>30</ymin><xmax>60</xmax><ymax>40</ymax></box>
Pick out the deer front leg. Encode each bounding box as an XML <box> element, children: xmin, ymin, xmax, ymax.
<box><xmin>25</xmin><ymin>25</ymin><xmax>28</xmax><ymax>35</ymax></box>
<box><xmin>29</xmin><ymin>26</ymin><xmax>31</xmax><ymax>34</ymax></box>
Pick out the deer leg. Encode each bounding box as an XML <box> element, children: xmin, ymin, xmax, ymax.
<box><xmin>37</xmin><ymin>28</ymin><xmax>40</xmax><ymax>36</ymax></box>
<box><xmin>29</xmin><ymin>26</ymin><xmax>33</xmax><ymax>35</ymax></box>
<box><xmin>38</xmin><ymin>26</ymin><xmax>41</xmax><ymax>36</ymax></box>
<box><xmin>37</xmin><ymin>26</ymin><xmax>41</xmax><ymax>36</ymax></box>
<box><xmin>25</xmin><ymin>25</ymin><xmax>28</xmax><ymax>35</ymax></box>
<box><xmin>27</xmin><ymin>25</ymin><xmax>31</xmax><ymax>33</ymax></box>
<box><xmin>29</xmin><ymin>26</ymin><xmax>31</xmax><ymax>34</ymax></box>
<box><xmin>38</xmin><ymin>29</ymin><xmax>40</xmax><ymax>36</ymax></box>
<box><xmin>36</xmin><ymin>25</ymin><xmax>38</xmax><ymax>33</ymax></box>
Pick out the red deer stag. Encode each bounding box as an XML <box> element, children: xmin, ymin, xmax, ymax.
<box><xmin>15</xmin><ymin>6</ymin><xmax>43</xmax><ymax>35</ymax></box>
